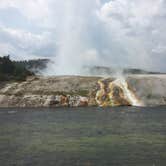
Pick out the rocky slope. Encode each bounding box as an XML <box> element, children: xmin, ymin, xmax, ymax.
<box><xmin>0</xmin><ymin>75</ymin><xmax>166</xmax><ymax>107</ymax></box>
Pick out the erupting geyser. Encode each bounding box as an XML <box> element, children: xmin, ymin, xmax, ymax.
<box><xmin>95</xmin><ymin>78</ymin><xmax>143</xmax><ymax>107</ymax></box>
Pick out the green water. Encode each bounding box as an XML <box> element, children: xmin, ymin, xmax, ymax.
<box><xmin>0</xmin><ymin>107</ymin><xmax>166</xmax><ymax>166</ymax></box>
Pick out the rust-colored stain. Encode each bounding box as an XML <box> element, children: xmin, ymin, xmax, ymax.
<box><xmin>95</xmin><ymin>78</ymin><xmax>143</xmax><ymax>107</ymax></box>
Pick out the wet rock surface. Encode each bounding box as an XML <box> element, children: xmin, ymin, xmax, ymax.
<box><xmin>0</xmin><ymin>75</ymin><xmax>166</xmax><ymax>107</ymax></box>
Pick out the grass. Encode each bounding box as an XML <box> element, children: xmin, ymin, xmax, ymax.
<box><xmin>0</xmin><ymin>107</ymin><xmax>165</xmax><ymax>166</ymax></box>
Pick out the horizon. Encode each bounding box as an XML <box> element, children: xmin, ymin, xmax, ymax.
<box><xmin>0</xmin><ymin>0</ymin><xmax>166</xmax><ymax>74</ymax></box>
<box><xmin>0</xmin><ymin>55</ymin><xmax>165</xmax><ymax>75</ymax></box>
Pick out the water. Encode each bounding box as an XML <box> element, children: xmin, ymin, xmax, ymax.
<box><xmin>112</xmin><ymin>78</ymin><xmax>143</xmax><ymax>106</ymax></box>
<box><xmin>95</xmin><ymin>78</ymin><xmax>143</xmax><ymax>107</ymax></box>
<box><xmin>0</xmin><ymin>106</ymin><xmax>166</xmax><ymax>166</ymax></box>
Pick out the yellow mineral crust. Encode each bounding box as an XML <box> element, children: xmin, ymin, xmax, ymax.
<box><xmin>95</xmin><ymin>78</ymin><xmax>143</xmax><ymax>107</ymax></box>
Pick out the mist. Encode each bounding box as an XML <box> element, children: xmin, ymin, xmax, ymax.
<box><xmin>45</xmin><ymin>0</ymin><xmax>101</xmax><ymax>75</ymax></box>
<box><xmin>1</xmin><ymin>0</ymin><xmax>166</xmax><ymax>74</ymax></box>
<box><xmin>44</xmin><ymin>0</ymin><xmax>166</xmax><ymax>75</ymax></box>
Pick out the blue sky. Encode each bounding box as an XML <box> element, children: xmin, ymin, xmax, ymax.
<box><xmin>0</xmin><ymin>0</ymin><xmax>166</xmax><ymax>72</ymax></box>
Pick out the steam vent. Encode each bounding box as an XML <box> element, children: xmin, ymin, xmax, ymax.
<box><xmin>0</xmin><ymin>75</ymin><xmax>166</xmax><ymax>107</ymax></box>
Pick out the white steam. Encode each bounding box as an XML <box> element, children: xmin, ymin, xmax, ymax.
<box><xmin>46</xmin><ymin>0</ymin><xmax>100</xmax><ymax>75</ymax></box>
<box><xmin>43</xmin><ymin>0</ymin><xmax>166</xmax><ymax>75</ymax></box>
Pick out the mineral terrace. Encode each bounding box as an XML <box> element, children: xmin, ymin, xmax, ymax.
<box><xmin>0</xmin><ymin>75</ymin><xmax>166</xmax><ymax>107</ymax></box>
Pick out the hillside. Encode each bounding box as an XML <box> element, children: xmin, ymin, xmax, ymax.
<box><xmin>14</xmin><ymin>58</ymin><xmax>50</xmax><ymax>74</ymax></box>
<box><xmin>3</xmin><ymin>56</ymin><xmax>162</xmax><ymax>76</ymax></box>
<box><xmin>0</xmin><ymin>56</ymin><xmax>33</xmax><ymax>81</ymax></box>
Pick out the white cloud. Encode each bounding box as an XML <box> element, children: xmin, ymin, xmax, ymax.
<box><xmin>0</xmin><ymin>26</ymin><xmax>55</xmax><ymax>59</ymax></box>
<box><xmin>152</xmin><ymin>45</ymin><xmax>166</xmax><ymax>54</ymax></box>
<box><xmin>0</xmin><ymin>42</ymin><xmax>15</xmax><ymax>55</ymax></box>
<box><xmin>96</xmin><ymin>0</ymin><xmax>166</xmax><ymax>70</ymax></box>
<box><xmin>1</xmin><ymin>26</ymin><xmax>49</xmax><ymax>47</ymax></box>
<box><xmin>0</xmin><ymin>0</ymin><xmax>166</xmax><ymax>72</ymax></box>
<box><xmin>98</xmin><ymin>0</ymin><xmax>163</xmax><ymax>28</ymax></box>
<box><xmin>0</xmin><ymin>0</ymin><xmax>50</xmax><ymax>21</ymax></box>
<box><xmin>0</xmin><ymin>42</ymin><xmax>40</xmax><ymax>60</ymax></box>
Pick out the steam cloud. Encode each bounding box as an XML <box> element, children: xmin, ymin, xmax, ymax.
<box><xmin>0</xmin><ymin>0</ymin><xmax>166</xmax><ymax>74</ymax></box>
<box><xmin>46</xmin><ymin>0</ymin><xmax>101</xmax><ymax>75</ymax></box>
<box><xmin>46</xmin><ymin>0</ymin><xmax>166</xmax><ymax>75</ymax></box>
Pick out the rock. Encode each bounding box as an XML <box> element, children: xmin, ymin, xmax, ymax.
<box><xmin>78</xmin><ymin>97</ymin><xmax>89</xmax><ymax>107</ymax></box>
<box><xmin>0</xmin><ymin>75</ymin><xmax>166</xmax><ymax>107</ymax></box>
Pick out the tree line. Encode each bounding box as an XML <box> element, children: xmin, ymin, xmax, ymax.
<box><xmin>0</xmin><ymin>55</ymin><xmax>34</xmax><ymax>81</ymax></box>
